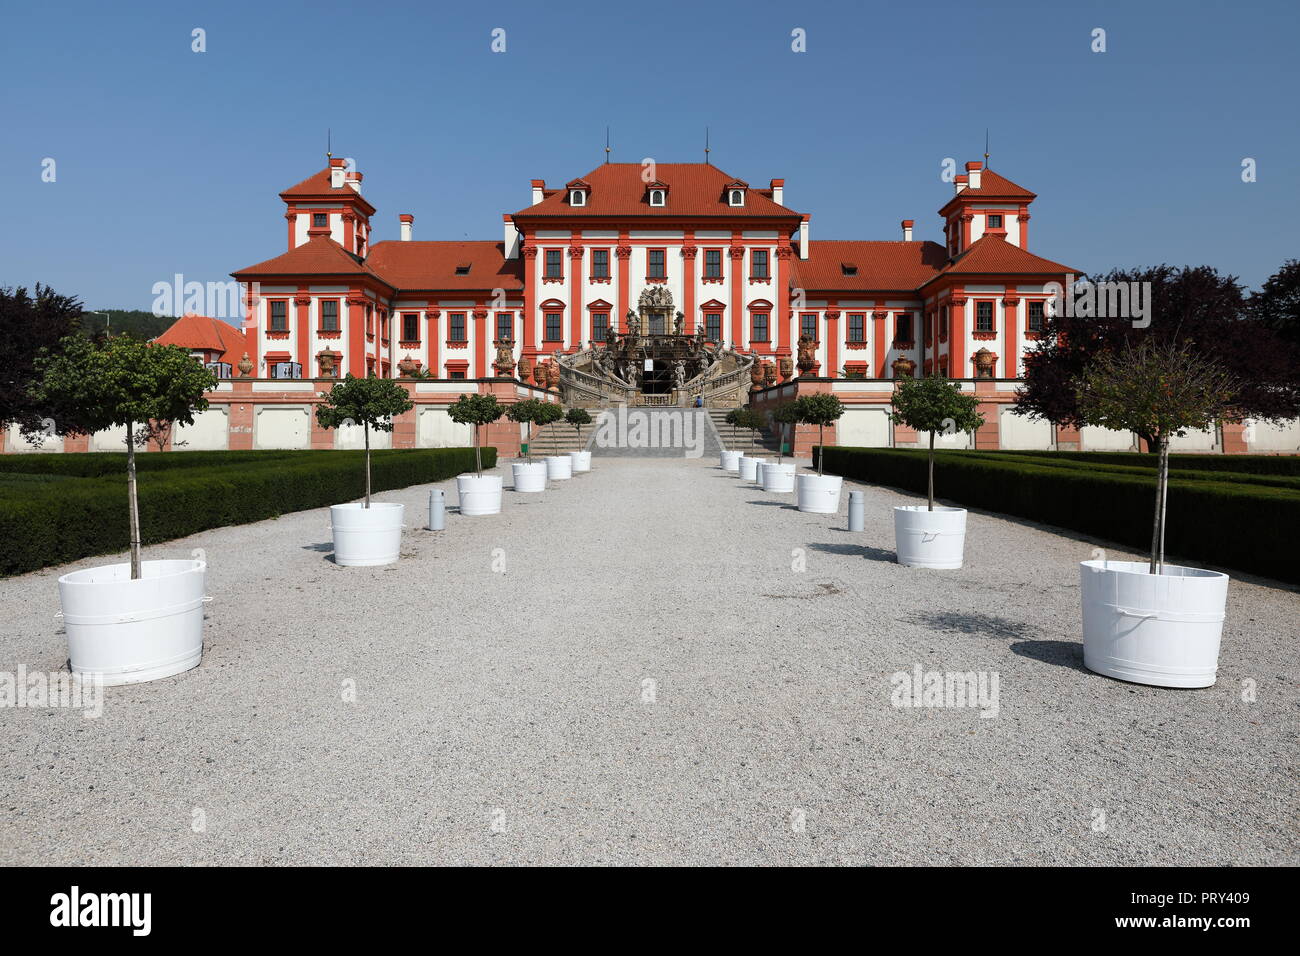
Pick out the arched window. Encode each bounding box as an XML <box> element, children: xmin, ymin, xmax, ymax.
<box><xmin>649</xmin><ymin>189</ymin><xmax>665</xmax><ymax>207</ymax></box>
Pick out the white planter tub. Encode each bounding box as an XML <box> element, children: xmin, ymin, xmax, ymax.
<box><xmin>738</xmin><ymin>455</ymin><xmax>768</xmax><ymax>481</ymax></box>
<box><xmin>569</xmin><ymin>450</ymin><xmax>592</xmax><ymax>472</ymax></box>
<box><xmin>456</xmin><ymin>474</ymin><xmax>503</xmax><ymax>516</ymax></box>
<box><xmin>58</xmin><ymin>558</ymin><xmax>207</xmax><ymax>686</ymax></box>
<box><xmin>512</xmin><ymin>461</ymin><xmax>547</xmax><ymax>493</ymax></box>
<box><xmin>1080</xmin><ymin>560</ymin><xmax>1229</xmax><ymax>688</ymax></box>
<box><xmin>330</xmin><ymin>501</ymin><xmax>405</xmax><ymax>567</ymax></box>
<box><xmin>796</xmin><ymin>473</ymin><xmax>843</xmax><ymax>514</ymax></box>
<box><xmin>545</xmin><ymin>455</ymin><xmax>573</xmax><ymax>480</ymax></box>
<box><xmin>720</xmin><ymin>449</ymin><xmax>742</xmax><ymax>472</ymax></box>
<box><xmin>893</xmin><ymin>506</ymin><xmax>967</xmax><ymax>569</ymax></box>
<box><xmin>761</xmin><ymin>462</ymin><xmax>796</xmax><ymax>493</ymax></box>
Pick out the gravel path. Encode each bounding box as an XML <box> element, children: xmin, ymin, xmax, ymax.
<box><xmin>1</xmin><ymin>454</ymin><xmax>1296</xmax><ymax>866</ymax></box>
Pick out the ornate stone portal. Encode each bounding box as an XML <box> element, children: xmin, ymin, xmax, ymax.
<box><xmin>582</xmin><ymin>287</ymin><xmax>722</xmax><ymax>398</ymax></box>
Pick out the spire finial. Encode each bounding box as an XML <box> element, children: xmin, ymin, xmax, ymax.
<box><xmin>705</xmin><ymin>127</ymin><xmax>710</xmax><ymax>165</ymax></box>
<box><xmin>327</xmin><ymin>128</ymin><xmax>332</xmax><ymax>161</ymax></box>
<box><xmin>984</xmin><ymin>128</ymin><xmax>990</xmax><ymax>168</ymax></box>
<box><xmin>605</xmin><ymin>126</ymin><xmax>611</xmax><ymax>164</ymax></box>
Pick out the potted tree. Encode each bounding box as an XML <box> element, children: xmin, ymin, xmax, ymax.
<box><xmin>731</xmin><ymin>408</ymin><xmax>768</xmax><ymax>482</ymax></box>
<box><xmin>506</xmin><ymin>398</ymin><xmax>549</xmax><ymax>492</ymax></box>
<box><xmin>316</xmin><ymin>374</ymin><xmax>414</xmax><ymax>566</ymax></box>
<box><xmin>448</xmin><ymin>392</ymin><xmax>505</xmax><ymax>515</ymax></box>
<box><xmin>29</xmin><ymin>335</ymin><xmax>216</xmax><ymax>685</ymax></box>
<box><xmin>794</xmin><ymin>393</ymin><xmax>847</xmax><ymax>513</ymax></box>
<box><xmin>761</xmin><ymin>402</ymin><xmax>800</xmax><ymax>493</ymax></box>
<box><xmin>533</xmin><ymin>400</ymin><xmax>571</xmax><ymax>480</ymax></box>
<box><xmin>1075</xmin><ymin>340</ymin><xmax>1237</xmax><ymax>688</ymax></box>
<box><xmin>886</xmin><ymin>376</ymin><xmax>983</xmax><ymax>568</ymax></box>
<box><xmin>565</xmin><ymin>407</ymin><xmax>593</xmax><ymax>472</ymax></box>
<box><xmin>718</xmin><ymin>407</ymin><xmax>746</xmax><ymax>472</ymax></box>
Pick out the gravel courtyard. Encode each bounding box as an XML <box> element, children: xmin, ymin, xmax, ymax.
<box><xmin>2</xmin><ymin>454</ymin><xmax>1296</xmax><ymax>866</ymax></box>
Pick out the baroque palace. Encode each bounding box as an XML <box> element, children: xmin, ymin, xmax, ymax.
<box><xmin>4</xmin><ymin>156</ymin><xmax>1269</xmax><ymax>455</ymax></box>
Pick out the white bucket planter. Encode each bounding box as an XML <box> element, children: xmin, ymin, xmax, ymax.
<box><xmin>893</xmin><ymin>506</ymin><xmax>967</xmax><ymax>569</ymax></box>
<box><xmin>720</xmin><ymin>449</ymin><xmax>742</xmax><ymax>472</ymax></box>
<box><xmin>1080</xmin><ymin>560</ymin><xmax>1229</xmax><ymax>688</ymax></box>
<box><xmin>58</xmin><ymin>559</ymin><xmax>207</xmax><ymax>686</ymax></box>
<box><xmin>796</xmin><ymin>473</ymin><xmax>843</xmax><ymax>514</ymax></box>
<box><xmin>568</xmin><ymin>450</ymin><xmax>592</xmax><ymax>472</ymax></box>
<box><xmin>545</xmin><ymin>455</ymin><xmax>573</xmax><ymax>480</ymax></box>
<box><xmin>457</xmin><ymin>474</ymin><xmax>503</xmax><ymax>516</ymax></box>
<box><xmin>330</xmin><ymin>501</ymin><xmax>405</xmax><ymax>567</ymax></box>
<box><xmin>761</xmin><ymin>462</ymin><xmax>796</xmax><ymax>493</ymax></box>
<box><xmin>738</xmin><ymin>455</ymin><xmax>768</xmax><ymax>481</ymax></box>
<box><xmin>512</xmin><ymin>461</ymin><xmax>547</xmax><ymax>493</ymax></box>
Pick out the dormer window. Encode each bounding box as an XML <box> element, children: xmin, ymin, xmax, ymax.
<box><xmin>455</xmin><ymin>264</ymin><xmax>471</xmax><ymax>276</ymax></box>
<box><xmin>728</xmin><ymin>189</ymin><xmax>744</xmax><ymax>207</ymax></box>
<box><xmin>841</xmin><ymin>264</ymin><xmax>858</xmax><ymax>277</ymax></box>
<box><xmin>570</xmin><ymin>189</ymin><xmax>586</xmax><ymax>207</ymax></box>
<box><xmin>649</xmin><ymin>189</ymin><xmax>666</xmax><ymax>207</ymax></box>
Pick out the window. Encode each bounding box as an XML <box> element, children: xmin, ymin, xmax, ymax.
<box><xmin>894</xmin><ymin>313</ymin><xmax>912</xmax><ymax>343</ymax></box>
<box><xmin>987</xmin><ymin>214</ymin><xmax>1003</xmax><ymax>229</ymax></box>
<box><xmin>647</xmin><ymin>249</ymin><xmax>666</xmax><ymax>279</ymax></box>
<box><xmin>402</xmin><ymin>313</ymin><xmax>419</xmax><ymax>342</ymax></box>
<box><xmin>751</xmin><ymin>249</ymin><xmax>769</xmax><ymax>279</ymax></box>
<box><xmin>312</xmin><ymin>213</ymin><xmax>327</xmax><ymax>228</ymax></box>
<box><xmin>449</xmin><ymin>312</ymin><xmax>467</xmax><ymax>342</ymax></box>
<box><xmin>842</xmin><ymin>264</ymin><xmax>858</xmax><ymax>277</ymax></box>
<box><xmin>649</xmin><ymin>189</ymin><xmax>665</xmax><ymax>207</ymax></box>
<box><xmin>729</xmin><ymin>189</ymin><xmax>744</xmax><ymax>206</ymax></box>
<box><xmin>1028</xmin><ymin>301</ymin><xmax>1045</xmax><ymax>331</ymax></box>
<box><xmin>570</xmin><ymin>189</ymin><xmax>586</xmax><ymax>206</ymax></box>
<box><xmin>592</xmin><ymin>312</ymin><xmax>609</xmax><ymax>340</ymax></box>
<box><xmin>705</xmin><ymin>313</ymin><xmax>722</xmax><ymax>342</ymax></box>
<box><xmin>454</xmin><ymin>265</ymin><xmax>471</xmax><ymax>276</ymax></box>
<box><xmin>800</xmin><ymin>313</ymin><xmax>817</xmax><ymax>341</ymax></box>
<box><xmin>320</xmin><ymin>300</ymin><xmax>339</xmax><ymax>331</ymax></box>
<box><xmin>269</xmin><ymin>300</ymin><xmax>287</xmax><ymax>331</ymax></box>
<box><xmin>544</xmin><ymin>312</ymin><xmax>563</xmax><ymax>341</ymax></box>
<box><xmin>449</xmin><ymin>369</ymin><xmax>466</xmax><ymax>381</ymax></box>
<box><xmin>591</xmin><ymin>248</ymin><xmax>609</xmax><ymax>279</ymax></box>
<box><xmin>365</xmin><ymin>304</ymin><xmax>373</xmax><ymax>336</ymax></box>
<box><xmin>848</xmin><ymin>313</ymin><xmax>865</xmax><ymax>343</ymax></box>
<box><xmin>704</xmin><ymin>249</ymin><xmax>722</xmax><ymax>278</ymax></box>
<box><xmin>496</xmin><ymin>312</ymin><xmax>513</xmax><ymax>341</ymax></box>
<box><xmin>751</xmin><ymin>312</ymin><xmax>769</xmax><ymax>342</ymax></box>
<box><xmin>544</xmin><ymin>249</ymin><xmax>562</xmax><ymax>278</ymax></box>
<box><xmin>976</xmin><ymin>301</ymin><xmax>994</xmax><ymax>332</ymax></box>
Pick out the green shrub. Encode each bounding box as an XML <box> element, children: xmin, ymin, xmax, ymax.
<box><xmin>0</xmin><ymin>447</ymin><xmax>495</xmax><ymax>576</ymax></box>
<box><xmin>819</xmin><ymin>447</ymin><xmax>1299</xmax><ymax>584</ymax></box>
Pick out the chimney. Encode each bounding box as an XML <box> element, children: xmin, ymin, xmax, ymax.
<box><xmin>503</xmin><ymin>215</ymin><xmax>520</xmax><ymax>259</ymax></box>
<box><xmin>345</xmin><ymin>171</ymin><xmax>363</xmax><ymax>194</ymax></box>
<box><xmin>329</xmin><ymin>157</ymin><xmax>346</xmax><ymax>189</ymax></box>
<box><xmin>770</xmin><ymin>178</ymin><xmax>784</xmax><ymax>206</ymax></box>
<box><xmin>901</xmin><ymin>219</ymin><xmax>914</xmax><ymax>242</ymax></box>
<box><xmin>531</xmin><ymin>179</ymin><xmax>545</xmax><ymax>205</ymax></box>
<box><xmin>799</xmin><ymin>214</ymin><xmax>810</xmax><ymax>260</ymax></box>
<box><xmin>399</xmin><ymin>214</ymin><xmax>414</xmax><ymax>242</ymax></box>
<box><xmin>954</xmin><ymin>174</ymin><xmax>969</xmax><ymax>194</ymax></box>
<box><xmin>965</xmin><ymin>161</ymin><xmax>982</xmax><ymax>190</ymax></box>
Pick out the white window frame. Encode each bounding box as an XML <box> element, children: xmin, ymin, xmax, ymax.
<box><xmin>649</xmin><ymin>189</ymin><xmax>666</xmax><ymax>207</ymax></box>
<box><xmin>570</xmin><ymin>190</ymin><xmax>586</xmax><ymax>207</ymax></box>
<box><xmin>729</xmin><ymin>189</ymin><xmax>744</xmax><ymax>207</ymax></box>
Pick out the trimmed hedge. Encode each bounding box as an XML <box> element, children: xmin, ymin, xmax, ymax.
<box><xmin>954</xmin><ymin>451</ymin><xmax>1300</xmax><ymax>492</ymax></box>
<box><xmin>0</xmin><ymin>449</ymin><xmax>309</xmax><ymax>478</ymax></box>
<box><xmin>996</xmin><ymin>450</ymin><xmax>1300</xmax><ymax>477</ymax></box>
<box><xmin>0</xmin><ymin>447</ymin><xmax>496</xmax><ymax>576</ymax></box>
<box><xmin>818</xmin><ymin>447</ymin><xmax>1299</xmax><ymax>584</ymax></box>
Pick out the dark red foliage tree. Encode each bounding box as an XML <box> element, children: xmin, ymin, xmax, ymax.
<box><xmin>0</xmin><ymin>284</ymin><xmax>85</xmax><ymax>435</ymax></box>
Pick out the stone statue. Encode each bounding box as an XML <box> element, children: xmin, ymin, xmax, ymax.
<box><xmin>797</xmin><ymin>333</ymin><xmax>817</xmax><ymax>372</ymax></box>
<box><xmin>605</xmin><ymin>324</ymin><xmax>618</xmax><ymax>348</ymax></box>
<box><xmin>673</xmin><ymin>311</ymin><xmax>684</xmax><ymax>336</ymax></box>
<box><xmin>493</xmin><ymin>341</ymin><xmax>515</xmax><ymax>377</ymax></box>
<box><xmin>672</xmin><ymin>359</ymin><xmax>687</xmax><ymax>389</ymax></box>
<box><xmin>626</xmin><ymin>310</ymin><xmax>640</xmax><ymax>337</ymax></box>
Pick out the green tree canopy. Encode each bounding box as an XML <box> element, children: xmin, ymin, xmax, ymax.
<box><xmin>793</xmin><ymin>393</ymin><xmax>846</xmax><ymax>475</ymax></box>
<box><xmin>316</xmin><ymin>374</ymin><xmax>415</xmax><ymax>507</ymax></box>
<box><xmin>449</xmin><ymin>393</ymin><xmax>504</xmax><ymax>476</ymax></box>
<box><xmin>888</xmin><ymin>376</ymin><xmax>984</xmax><ymax>509</ymax></box>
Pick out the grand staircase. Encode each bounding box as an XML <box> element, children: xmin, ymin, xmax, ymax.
<box><xmin>707</xmin><ymin>408</ymin><xmax>782</xmax><ymax>453</ymax></box>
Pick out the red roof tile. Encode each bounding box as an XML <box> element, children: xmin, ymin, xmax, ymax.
<box><xmin>931</xmin><ymin>234</ymin><xmax>1075</xmax><ymax>281</ymax></box>
<box><xmin>154</xmin><ymin>314</ymin><xmax>247</xmax><ymax>361</ymax></box>
<box><xmin>514</xmin><ymin>163</ymin><xmax>801</xmax><ymax>219</ymax></box>
<box><xmin>231</xmin><ymin>236</ymin><xmax>391</xmax><ymax>285</ymax></box>
<box><xmin>939</xmin><ymin>169</ymin><xmax>1036</xmax><ymax>212</ymax></box>
<box><xmin>793</xmin><ymin>240</ymin><xmax>948</xmax><ymax>292</ymax></box>
<box><xmin>279</xmin><ymin>168</ymin><xmax>376</xmax><ymax>214</ymax></box>
<box><xmin>366</xmin><ymin>241</ymin><xmax>523</xmax><ymax>291</ymax></box>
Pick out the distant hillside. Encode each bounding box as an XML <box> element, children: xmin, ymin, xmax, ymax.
<box><xmin>81</xmin><ymin>309</ymin><xmax>176</xmax><ymax>339</ymax></box>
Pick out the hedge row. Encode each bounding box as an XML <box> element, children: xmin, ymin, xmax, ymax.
<box><xmin>955</xmin><ymin>451</ymin><xmax>1300</xmax><ymax>492</ymax></box>
<box><xmin>1000</xmin><ymin>450</ymin><xmax>1300</xmax><ymax>477</ymax></box>
<box><xmin>0</xmin><ymin>447</ymin><xmax>496</xmax><ymax>576</ymax></box>
<box><xmin>0</xmin><ymin>449</ymin><xmax>310</xmax><ymax>478</ymax></box>
<box><xmin>817</xmin><ymin>447</ymin><xmax>1299</xmax><ymax>584</ymax></box>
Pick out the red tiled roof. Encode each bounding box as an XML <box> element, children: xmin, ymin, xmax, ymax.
<box><xmin>514</xmin><ymin>163</ymin><xmax>802</xmax><ymax>219</ymax></box>
<box><xmin>366</xmin><ymin>241</ymin><xmax>523</xmax><ymax>291</ymax></box>
<box><xmin>231</xmin><ymin>236</ymin><xmax>391</xmax><ymax>285</ymax></box>
<box><xmin>154</xmin><ymin>314</ymin><xmax>247</xmax><ymax>361</ymax></box>
<box><xmin>279</xmin><ymin>168</ymin><xmax>377</xmax><ymax>214</ymax></box>
<box><xmin>939</xmin><ymin>169</ymin><xmax>1036</xmax><ymax>212</ymax></box>
<box><xmin>793</xmin><ymin>240</ymin><xmax>949</xmax><ymax>292</ymax></box>
<box><xmin>930</xmin><ymin>234</ymin><xmax>1075</xmax><ymax>282</ymax></box>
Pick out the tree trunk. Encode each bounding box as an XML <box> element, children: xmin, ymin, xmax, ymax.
<box><xmin>927</xmin><ymin>430</ymin><xmax>935</xmax><ymax>511</ymax></box>
<box><xmin>1149</xmin><ymin>435</ymin><xmax>1167</xmax><ymax>573</ymax></box>
<box><xmin>126</xmin><ymin>421</ymin><xmax>142</xmax><ymax>580</ymax></box>
<box><xmin>817</xmin><ymin>423</ymin><xmax>825</xmax><ymax>475</ymax></box>
<box><xmin>363</xmin><ymin>423</ymin><xmax>371</xmax><ymax>508</ymax></box>
<box><xmin>1157</xmin><ymin>438</ymin><xmax>1170</xmax><ymax>572</ymax></box>
<box><xmin>474</xmin><ymin>425</ymin><xmax>483</xmax><ymax>476</ymax></box>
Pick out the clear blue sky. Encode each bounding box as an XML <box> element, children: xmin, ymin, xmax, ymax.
<box><xmin>4</xmin><ymin>0</ymin><xmax>1297</xmax><ymax>313</ymax></box>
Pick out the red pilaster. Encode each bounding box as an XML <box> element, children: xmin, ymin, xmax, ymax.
<box><xmin>347</xmin><ymin>295</ymin><xmax>367</xmax><ymax>376</ymax></box>
<box><xmin>682</xmin><ymin>235</ymin><xmax>697</xmax><ymax>334</ymax></box>
<box><xmin>568</xmin><ymin>241</ymin><xmax>584</xmax><ymax>347</ymax></box>
<box><xmin>949</xmin><ymin>293</ymin><xmax>967</xmax><ymax>379</ymax></box>
<box><xmin>1003</xmin><ymin>294</ymin><xmax>1020</xmax><ymax>379</ymax></box>
<box><xmin>294</xmin><ymin>292</ymin><xmax>311</xmax><ymax>370</ymax></box>
<box><xmin>776</xmin><ymin>243</ymin><xmax>793</xmax><ymax>360</ymax></box>
<box><xmin>616</xmin><ymin>237</ymin><xmax>631</xmax><ymax>332</ymax></box>
<box><xmin>729</xmin><ymin>239</ymin><xmax>745</xmax><ymax>348</ymax></box>
<box><xmin>521</xmin><ymin>242</ymin><xmax>538</xmax><ymax>357</ymax></box>
<box><xmin>426</xmin><ymin>306</ymin><xmax>440</xmax><ymax>378</ymax></box>
<box><xmin>873</xmin><ymin>308</ymin><xmax>888</xmax><ymax>378</ymax></box>
<box><xmin>825</xmin><ymin>304</ymin><xmax>840</xmax><ymax>380</ymax></box>
<box><xmin>473</xmin><ymin>307</ymin><xmax>489</xmax><ymax>379</ymax></box>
